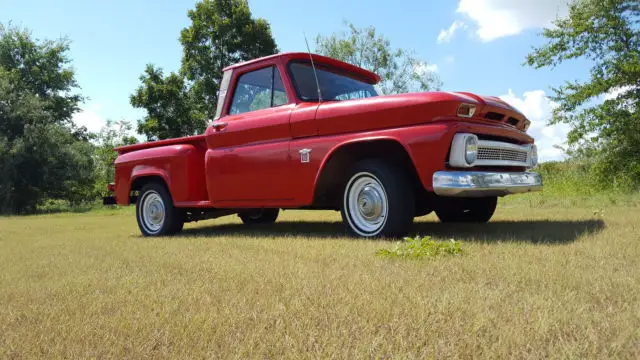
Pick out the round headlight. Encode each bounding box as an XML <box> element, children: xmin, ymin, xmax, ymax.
<box><xmin>530</xmin><ymin>144</ymin><xmax>538</xmax><ymax>166</ymax></box>
<box><xmin>465</xmin><ymin>136</ymin><xmax>478</xmax><ymax>165</ymax></box>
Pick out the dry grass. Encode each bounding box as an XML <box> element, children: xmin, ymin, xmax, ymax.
<box><xmin>1</xmin><ymin>196</ymin><xmax>639</xmax><ymax>359</ymax></box>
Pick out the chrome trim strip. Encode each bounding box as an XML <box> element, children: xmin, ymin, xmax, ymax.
<box><xmin>433</xmin><ymin>171</ymin><xmax>543</xmax><ymax>197</ymax></box>
<box><xmin>474</xmin><ymin>159</ymin><xmax>531</xmax><ymax>167</ymax></box>
<box><xmin>478</xmin><ymin>140</ymin><xmax>532</xmax><ymax>152</ymax></box>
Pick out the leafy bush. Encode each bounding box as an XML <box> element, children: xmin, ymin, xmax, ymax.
<box><xmin>0</xmin><ymin>23</ymin><xmax>97</xmax><ymax>214</ymax></box>
<box><xmin>525</xmin><ymin>0</ymin><xmax>640</xmax><ymax>193</ymax></box>
<box><xmin>92</xmin><ymin>119</ymin><xmax>137</xmax><ymax>198</ymax></box>
<box><xmin>376</xmin><ymin>236</ymin><xmax>463</xmax><ymax>259</ymax></box>
<box><xmin>534</xmin><ymin>160</ymin><xmax>600</xmax><ymax>196</ymax></box>
<box><xmin>534</xmin><ymin>157</ymin><xmax>640</xmax><ymax>196</ymax></box>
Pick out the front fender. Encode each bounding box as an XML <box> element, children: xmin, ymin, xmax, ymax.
<box><xmin>291</xmin><ymin>121</ymin><xmax>532</xmax><ymax>206</ymax></box>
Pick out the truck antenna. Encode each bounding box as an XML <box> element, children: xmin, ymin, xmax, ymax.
<box><xmin>303</xmin><ymin>33</ymin><xmax>322</xmax><ymax>103</ymax></box>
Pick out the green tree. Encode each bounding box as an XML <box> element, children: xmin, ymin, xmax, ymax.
<box><xmin>92</xmin><ymin>119</ymin><xmax>137</xmax><ymax>196</ymax></box>
<box><xmin>315</xmin><ymin>22</ymin><xmax>442</xmax><ymax>95</ymax></box>
<box><xmin>130</xmin><ymin>64</ymin><xmax>205</xmax><ymax>141</ymax></box>
<box><xmin>180</xmin><ymin>0</ymin><xmax>279</xmax><ymax>118</ymax></box>
<box><xmin>525</xmin><ymin>0</ymin><xmax>639</xmax><ymax>189</ymax></box>
<box><xmin>132</xmin><ymin>0</ymin><xmax>279</xmax><ymax>140</ymax></box>
<box><xmin>0</xmin><ymin>24</ymin><xmax>95</xmax><ymax>213</ymax></box>
<box><xmin>0</xmin><ymin>23</ymin><xmax>84</xmax><ymax>131</ymax></box>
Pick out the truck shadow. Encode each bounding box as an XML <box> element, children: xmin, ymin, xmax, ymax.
<box><xmin>179</xmin><ymin>219</ymin><xmax>606</xmax><ymax>244</ymax></box>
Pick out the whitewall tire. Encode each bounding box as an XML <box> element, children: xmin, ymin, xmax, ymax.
<box><xmin>136</xmin><ymin>182</ymin><xmax>184</xmax><ymax>236</ymax></box>
<box><xmin>341</xmin><ymin>159</ymin><xmax>415</xmax><ymax>238</ymax></box>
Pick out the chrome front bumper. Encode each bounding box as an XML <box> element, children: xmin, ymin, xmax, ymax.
<box><xmin>432</xmin><ymin>171</ymin><xmax>543</xmax><ymax>197</ymax></box>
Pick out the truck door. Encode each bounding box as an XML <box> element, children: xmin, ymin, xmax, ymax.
<box><xmin>205</xmin><ymin>64</ymin><xmax>294</xmax><ymax>206</ymax></box>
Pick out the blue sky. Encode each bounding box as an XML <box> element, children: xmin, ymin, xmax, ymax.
<box><xmin>1</xmin><ymin>0</ymin><xmax>592</xmax><ymax>160</ymax></box>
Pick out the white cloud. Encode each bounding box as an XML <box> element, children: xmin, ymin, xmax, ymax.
<box><xmin>437</xmin><ymin>20</ymin><xmax>467</xmax><ymax>43</ymax></box>
<box><xmin>414</xmin><ymin>62</ymin><xmax>438</xmax><ymax>75</ymax></box>
<box><xmin>72</xmin><ymin>103</ymin><xmax>106</xmax><ymax>133</ymax></box>
<box><xmin>425</xmin><ymin>64</ymin><xmax>439</xmax><ymax>73</ymax></box>
<box><xmin>499</xmin><ymin>89</ymin><xmax>570</xmax><ymax>162</ymax></box>
<box><xmin>452</xmin><ymin>0</ymin><xmax>569</xmax><ymax>42</ymax></box>
<box><xmin>603</xmin><ymin>85</ymin><xmax>634</xmax><ymax>101</ymax></box>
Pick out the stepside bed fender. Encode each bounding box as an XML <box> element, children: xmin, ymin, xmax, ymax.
<box><xmin>113</xmin><ymin>144</ymin><xmax>207</xmax><ymax>206</ymax></box>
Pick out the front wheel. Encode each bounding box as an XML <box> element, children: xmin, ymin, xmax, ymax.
<box><xmin>341</xmin><ymin>159</ymin><xmax>415</xmax><ymax>238</ymax></box>
<box><xmin>136</xmin><ymin>182</ymin><xmax>184</xmax><ymax>236</ymax></box>
<box><xmin>434</xmin><ymin>197</ymin><xmax>497</xmax><ymax>223</ymax></box>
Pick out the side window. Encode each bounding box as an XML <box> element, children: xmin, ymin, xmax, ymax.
<box><xmin>335</xmin><ymin>90</ymin><xmax>371</xmax><ymax>101</ymax></box>
<box><xmin>273</xmin><ymin>67</ymin><xmax>288</xmax><ymax>107</ymax></box>
<box><xmin>229</xmin><ymin>66</ymin><xmax>288</xmax><ymax>115</ymax></box>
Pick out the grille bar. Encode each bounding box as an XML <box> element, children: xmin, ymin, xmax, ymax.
<box><xmin>475</xmin><ymin>140</ymin><xmax>531</xmax><ymax>167</ymax></box>
<box><xmin>478</xmin><ymin>148</ymin><xmax>528</xmax><ymax>162</ymax></box>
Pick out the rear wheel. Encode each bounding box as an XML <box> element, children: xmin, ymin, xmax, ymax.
<box><xmin>136</xmin><ymin>182</ymin><xmax>184</xmax><ymax>236</ymax></box>
<box><xmin>434</xmin><ymin>197</ymin><xmax>497</xmax><ymax>223</ymax></box>
<box><xmin>238</xmin><ymin>208</ymin><xmax>279</xmax><ymax>224</ymax></box>
<box><xmin>341</xmin><ymin>159</ymin><xmax>415</xmax><ymax>238</ymax></box>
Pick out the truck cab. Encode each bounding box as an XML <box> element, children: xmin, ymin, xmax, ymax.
<box><xmin>105</xmin><ymin>52</ymin><xmax>542</xmax><ymax>238</ymax></box>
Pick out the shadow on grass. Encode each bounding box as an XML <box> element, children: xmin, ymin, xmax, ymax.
<box><xmin>1</xmin><ymin>204</ymin><xmax>124</xmax><ymax>217</ymax></box>
<box><xmin>179</xmin><ymin>219</ymin><xmax>605</xmax><ymax>244</ymax></box>
<box><xmin>0</xmin><ymin>206</ymin><xmax>95</xmax><ymax>217</ymax></box>
<box><xmin>34</xmin><ymin>206</ymin><xmax>96</xmax><ymax>215</ymax></box>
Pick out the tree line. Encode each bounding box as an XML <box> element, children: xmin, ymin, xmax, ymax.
<box><xmin>1</xmin><ymin>0</ymin><xmax>637</xmax><ymax>214</ymax></box>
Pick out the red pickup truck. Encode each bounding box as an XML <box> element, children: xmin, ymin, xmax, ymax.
<box><xmin>104</xmin><ymin>52</ymin><xmax>542</xmax><ymax>238</ymax></box>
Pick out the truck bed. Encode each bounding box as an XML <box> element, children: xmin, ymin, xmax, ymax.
<box><xmin>115</xmin><ymin>134</ymin><xmax>208</xmax><ymax>155</ymax></box>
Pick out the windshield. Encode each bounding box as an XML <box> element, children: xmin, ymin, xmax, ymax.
<box><xmin>288</xmin><ymin>61</ymin><xmax>378</xmax><ymax>101</ymax></box>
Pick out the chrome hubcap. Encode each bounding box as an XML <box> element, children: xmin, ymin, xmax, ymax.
<box><xmin>141</xmin><ymin>191</ymin><xmax>165</xmax><ymax>233</ymax></box>
<box><xmin>358</xmin><ymin>186</ymin><xmax>383</xmax><ymax>220</ymax></box>
<box><xmin>345</xmin><ymin>173</ymin><xmax>388</xmax><ymax>236</ymax></box>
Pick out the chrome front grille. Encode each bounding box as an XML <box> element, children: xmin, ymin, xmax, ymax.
<box><xmin>448</xmin><ymin>133</ymin><xmax>535</xmax><ymax>168</ymax></box>
<box><xmin>478</xmin><ymin>148</ymin><xmax>528</xmax><ymax>162</ymax></box>
<box><xmin>476</xmin><ymin>140</ymin><xmax>531</xmax><ymax>167</ymax></box>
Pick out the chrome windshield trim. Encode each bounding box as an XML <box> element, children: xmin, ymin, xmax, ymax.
<box><xmin>213</xmin><ymin>69</ymin><xmax>233</xmax><ymax>121</ymax></box>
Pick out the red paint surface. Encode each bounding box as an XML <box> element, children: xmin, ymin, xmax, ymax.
<box><xmin>111</xmin><ymin>52</ymin><xmax>535</xmax><ymax>209</ymax></box>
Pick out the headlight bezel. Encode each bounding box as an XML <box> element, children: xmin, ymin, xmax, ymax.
<box><xmin>529</xmin><ymin>144</ymin><xmax>538</xmax><ymax>167</ymax></box>
<box><xmin>449</xmin><ymin>133</ymin><xmax>479</xmax><ymax>168</ymax></box>
<box><xmin>465</xmin><ymin>136</ymin><xmax>478</xmax><ymax>165</ymax></box>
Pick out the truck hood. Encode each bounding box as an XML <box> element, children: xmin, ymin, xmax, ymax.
<box><xmin>315</xmin><ymin>91</ymin><xmax>530</xmax><ymax>136</ymax></box>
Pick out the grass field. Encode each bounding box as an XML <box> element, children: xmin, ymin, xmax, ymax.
<box><xmin>1</xmin><ymin>195</ymin><xmax>639</xmax><ymax>359</ymax></box>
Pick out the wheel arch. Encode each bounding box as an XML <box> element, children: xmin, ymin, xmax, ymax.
<box><xmin>312</xmin><ymin>138</ymin><xmax>423</xmax><ymax>208</ymax></box>
<box><xmin>129</xmin><ymin>170</ymin><xmax>172</xmax><ymax>203</ymax></box>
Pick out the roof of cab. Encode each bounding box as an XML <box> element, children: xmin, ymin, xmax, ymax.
<box><xmin>222</xmin><ymin>52</ymin><xmax>382</xmax><ymax>84</ymax></box>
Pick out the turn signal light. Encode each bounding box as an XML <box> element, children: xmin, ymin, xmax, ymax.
<box><xmin>457</xmin><ymin>103</ymin><xmax>476</xmax><ymax>118</ymax></box>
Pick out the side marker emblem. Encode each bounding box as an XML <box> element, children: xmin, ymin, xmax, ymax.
<box><xmin>299</xmin><ymin>148</ymin><xmax>311</xmax><ymax>163</ymax></box>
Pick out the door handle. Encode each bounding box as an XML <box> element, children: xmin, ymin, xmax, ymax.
<box><xmin>212</xmin><ymin>122</ymin><xmax>227</xmax><ymax>131</ymax></box>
